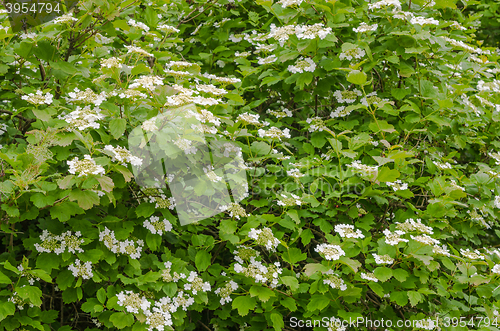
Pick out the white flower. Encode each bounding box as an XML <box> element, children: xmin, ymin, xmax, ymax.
<box><xmin>492</xmin><ymin>264</ymin><xmax>500</xmax><ymax>274</ymax></box>
<box><xmin>334</xmin><ymin>224</ymin><xmax>364</xmax><ymax>239</ymax></box>
<box><xmin>410</xmin><ymin>16</ymin><xmax>440</xmax><ymax>26</ymax></box>
<box><xmin>460</xmin><ymin>248</ymin><xmax>484</xmax><ymax>260</ymax></box>
<box><xmin>158</xmin><ymin>24</ymin><xmax>180</xmax><ymax>33</ymax></box>
<box><xmin>339</xmin><ymin>47</ymin><xmax>366</xmax><ymax>61</ymax></box>
<box><xmin>411</xmin><ymin>234</ymin><xmax>440</xmax><ymax>246</ymax></box>
<box><xmin>295</xmin><ymin>23</ymin><xmax>332</xmax><ymax>40</ymax></box>
<box><xmin>68</xmin><ymin>259</ymin><xmax>93</xmax><ymax>279</ymax></box>
<box><xmin>368</xmin><ymin>0</ymin><xmax>402</xmax><ymax>10</ymax></box>
<box><xmin>67</xmin><ymin>155</ymin><xmax>105</xmax><ymax>177</ymax></box>
<box><xmin>433</xmin><ymin>245</ymin><xmax>450</xmax><ymax>257</ymax></box>
<box><xmin>53</xmin><ymin>13</ymin><xmax>78</xmax><ymax>24</ymax></box>
<box><xmin>433</xmin><ymin>161</ymin><xmax>452</xmax><ymax>170</ymax></box>
<box><xmin>258</xmin><ymin>127</ymin><xmax>291</xmax><ymax>140</ymax></box>
<box><xmin>387</xmin><ymin>180</ymin><xmax>408</xmax><ymax>191</ymax></box>
<box><xmin>333</xmin><ymin>89</ymin><xmax>362</xmax><ymax>103</ymax></box>
<box><xmin>257</xmin><ymin>55</ymin><xmax>277</xmax><ymax>65</ymax></box>
<box><xmin>128</xmin><ymin>19</ymin><xmax>150</xmax><ymax>32</ymax></box>
<box><xmin>373</xmin><ymin>254</ymin><xmax>394</xmax><ymax>265</ymax></box>
<box><xmin>143</xmin><ymin>216</ymin><xmax>173</xmax><ymax>235</ymax></box>
<box><xmin>383</xmin><ymin>229</ymin><xmax>409</xmax><ymax>246</ymax></box>
<box><xmin>125</xmin><ymin>45</ymin><xmax>154</xmax><ymax>57</ymax></box>
<box><xmin>360</xmin><ymin>272</ymin><xmax>378</xmax><ymax>282</ymax></box>
<box><xmin>287</xmin><ymin>57</ymin><xmax>316</xmax><ymax>74</ymax></box>
<box><xmin>129</xmin><ymin>75</ymin><xmax>163</xmax><ymax>91</ymax></box>
<box><xmin>21</xmin><ymin>91</ymin><xmax>53</xmax><ymax>105</ymax></box>
<box><xmin>277</xmin><ymin>0</ymin><xmax>303</xmax><ymax>7</ymax></box>
<box><xmin>104</xmin><ymin>145</ymin><xmax>142</xmax><ymax>166</ymax></box>
<box><xmin>287</xmin><ymin>168</ymin><xmax>305</xmax><ymax>179</ymax></box>
<box><xmin>315</xmin><ymin>244</ymin><xmax>345</xmax><ymax>261</ymax></box>
<box><xmin>494</xmin><ymin>196</ymin><xmax>500</xmax><ymax>209</ymax></box>
<box><xmin>353</xmin><ymin>23</ymin><xmax>378</xmax><ymax>33</ymax></box>
<box><xmin>248</xmin><ymin>228</ymin><xmax>280</xmax><ymax>251</ymax></box>
<box><xmin>322</xmin><ymin>270</ymin><xmax>347</xmax><ymax>291</ymax></box>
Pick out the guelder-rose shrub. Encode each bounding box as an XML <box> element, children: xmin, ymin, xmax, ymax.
<box><xmin>1</xmin><ymin>0</ymin><xmax>500</xmax><ymax>330</ymax></box>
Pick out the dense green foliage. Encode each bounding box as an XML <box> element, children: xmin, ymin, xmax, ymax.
<box><xmin>1</xmin><ymin>0</ymin><xmax>500</xmax><ymax>330</ymax></box>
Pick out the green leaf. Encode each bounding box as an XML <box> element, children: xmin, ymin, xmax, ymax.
<box><xmin>347</xmin><ymin>70</ymin><xmax>367</xmax><ymax>85</ymax></box>
<box><xmin>377</xmin><ymin>167</ymin><xmax>400</xmax><ymax>182</ymax></box>
<box><xmin>392</xmin><ymin>268</ymin><xmax>408</xmax><ymax>282</ymax></box>
<box><xmin>281</xmin><ymin>276</ymin><xmax>299</xmax><ymax>291</ymax></box>
<box><xmin>408</xmin><ymin>291</ymin><xmax>422</xmax><ymax>307</ymax></box>
<box><xmin>232</xmin><ymin>296</ymin><xmax>256</xmax><ymax>316</ymax></box>
<box><xmin>30</xmin><ymin>193</ymin><xmax>56</xmax><ymax>208</ymax></box>
<box><xmin>270</xmin><ymin>312</ymin><xmax>285</xmax><ymax>331</ymax></box>
<box><xmin>96</xmin><ymin>176</ymin><xmax>114</xmax><ymax>192</ymax></box>
<box><xmin>307</xmin><ymin>294</ymin><xmax>330</xmax><ymax>312</ymax></box>
<box><xmin>0</xmin><ymin>302</ymin><xmax>15</xmax><ymax>321</ymax></box>
<box><xmin>16</xmin><ymin>285</ymin><xmax>42</xmax><ymax>307</ymax></box>
<box><xmin>249</xmin><ymin>285</ymin><xmax>275</xmax><ymax>302</ymax></box>
<box><xmin>339</xmin><ymin>256</ymin><xmax>362</xmax><ymax>273</ymax></box>
<box><xmin>135</xmin><ymin>203</ymin><xmax>155</xmax><ymax>218</ymax></box>
<box><xmin>297</xmin><ymin>72</ymin><xmax>314</xmax><ymax>89</ymax></box>
<box><xmin>373</xmin><ymin>267</ymin><xmax>392</xmax><ymax>282</ymax></box>
<box><xmin>0</xmin><ymin>271</ymin><xmax>10</xmax><ymax>284</ymax></box>
<box><xmin>68</xmin><ymin>189</ymin><xmax>100</xmax><ymax>210</ymax></box>
<box><xmin>283</xmin><ymin>247</ymin><xmax>307</xmax><ymax>265</ymax></box>
<box><xmin>195</xmin><ymin>250</ymin><xmax>211</xmax><ymax>272</ymax></box>
<box><xmin>251</xmin><ymin>141</ymin><xmax>271</xmax><ymax>155</ymax></box>
<box><xmin>30</xmin><ymin>269</ymin><xmax>52</xmax><ymax>283</ymax></box>
<box><xmin>280</xmin><ymin>297</ymin><xmax>297</xmax><ymax>311</ymax></box>
<box><xmin>97</xmin><ymin>288</ymin><xmax>107</xmax><ymax>304</ymax></box>
<box><xmin>109</xmin><ymin>118</ymin><xmax>127</xmax><ymax>139</ymax></box>
<box><xmin>368</xmin><ymin>282</ymin><xmax>384</xmax><ymax>298</ymax></box>
<box><xmin>109</xmin><ymin>312</ymin><xmax>134</xmax><ymax>329</ymax></box>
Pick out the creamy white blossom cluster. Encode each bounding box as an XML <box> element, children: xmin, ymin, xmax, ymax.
<box><xmin>383</xmin><ymin>229</ymin><xmax>409</xmax><ymax>246</ymax></box>
<box><xmin>339</xmin><ymin>47</ymin><xmax>366</xmax><ymax>61</ymax></box>
<box><xmin>125</xmin><ymin>45</ymin><xmax>154</xmax><ymax>57</ymax></box>
<box><xmin>53</xmin><ymin>12</ymin><xmax>78</xmax><ymax>24</ymax></box>
<box><xmin>203</xmin><ymin>165</ymin><xmax>223</xmax><ymax>183</ymax></box>
<box><xmin>322</xmin><ymin>270</ymin><xmax>347</xmax><ymax>291</ymax></box>
<box><xmin>143</xmin><ymin>188</ymin><xmax>177</xmax><ymax>210</ymax></box>
<box><xmin>16</xmin><ymin>265</ymin><xmax>41</xmax><ymax>285</ymax></box>
<box><xmin>353</xmin><ymin>23</ymin><xmax>378</xmax><ymax>33</ymax></box>
<box><xmin>494</xmin><ymin>196</ymin><xmax>500</xmax><ymax>209</ymax></box>
<box><xmin>276</xmin><ymin>0</ymin><xmax>303</xmax><ymax>7</ymax></box>
<box><xmin>410</xmin><ymin>16</ymin><xmax>440</xmax><ymax>26</ymax></box>
<box><xmin>315</xmin><ymin>243</ymin><xmax>345</xmax><ymax>260</ymax></box>
<box><xmin>334</xmin><ymin>224</ymin><xmax>364</xmax><ymax>239</ymax></box>
<box><xmin>360</xmin><ymin>272</ymin><xmax>378</xmax><ymax>282</ymax></box>
<box><xmin>277</xmin><ymin>192</ymin><xmax>303</xmax><ymax>207</ymax></box>
<box><xmin>95</xmin><ymin>33</ymin><xmax>113</xmax><ymax>44</ymax></box>
<box><xmin>258</xmin><ymin>127</ymin><xmax>291</xmax><ymax>140</ymax></box>
<box><xmin>66</xmin><ymin>87</ymin><xmax>107</xmax><ymax>106</ymax></box>
<box><xmin>295</xmin><ymin>23</ymin><xmax>333</xmax><ymax>40</ymax></box>
<box><xmin>333</xmin><ymin>89</ymin><xmax>362</xmax><ymax>103</ymax></box>
<box><xmin>104</xmin><ymin>145</ymin><xmax>143</xmax><ymax>167</ymax></box>
<box><xmin>215</xmin><ymin>281</ymin><xmax>238</xmax><ymax>305</ymax></box>
<box><xmin>306</xmin><ymin>117</ymin><xmax>327</xmax><ymax>132</ymax></box>
<box><xmin>158</xmin><ymin>24</ymin><xmax>180</xmax><ymax>33</ymax></box>
<box><xmin>433</xmin><ymin>161</ymin><xmax>452</xmax><ymax>170</ymax></box>
<box><xmin>361</xmin><ymin>91</ymin><xmax>390</xmax><ymax>107</ymax></box>
<box><xmin>347</xmin><ymin>160</ymin><xmax>378</xmax><ymax>181</ymax></box>
<box><xmin>143</xmin><ymin>216</ymin><xmax>173</xmax><ymax>235</ymax></box>
<box><xmin>460</xmin><ymin>248</ymin><xmax>485</xmax><ymax>260</ymax></box>
<box><xmin>142</xmin><ymin>117</ymin><xmax>158</xmax><ymax>132</ymax></box>
<box><xmin>257</xmin><ymin>55</ymin><xmax>278</xmax><ymax>65</ymax></box>
<box><xmin>287</xmin><ymin>168</ymin><xmax>305</xmax><ymax>179</ymax></box>
<box><xmin>443</xmin><ymin>37</ymin><xmax>491</xmax><ymax>55</ymax></box>
<box><xmin>237</xmin><ymin>112</ymin><xmax>263</xmax><ymax>126</ymax></box>
<box><xmin>202</xmin><ymin>73</ymin><xmax>241</xmax><ymax>85</ymax></box>
<box><xmin>492</xmin><ymin>264</ymin><xmax>500</xmax><ymax>274</ymax></box>
<box><xmin>100</xmin><ymin>57</ymin><xmax>123</xmax><ymax>69</ymax></box>
<box><xmin>267</xmin><ymin>108</ymin><xmax>293</xmax><ymax>118</ymax></box>
<box><xmin>174</xmin><ymin>136</ymin><xmax>198</xmax><ymax>155</ymax></box>
<box><xmin>489</xmin><ymin>151</ymin><xmax>500</xmax><ymax>165</ymax></box>
<box><xmin>234</xmin><ymin>257</ymin><xmax>283</xmax><ymax>288</ymax></box>
<box><xmin>288</xmin><ymin>57</ymin><xmax>316</xmax><ymax>74</ymax></box>
<box><xmin>395</xmin><ymin>218</ymin><xmax>433</xmax><ymax>234</ymax></box>
<box><xmin>373</xmin><ymin>254</ymin><xmax>394</xmax><ymax>265</ymax></box>
<box><xmin>128</xmin><ymin>19</ymin><xmax>149</xmax><ymax>32</ymax></box>
<box><xmin>183</xmin><ymin>271</ymin><xmax>211</xmax><ymax>295</ymax></box>
<box><xmin>368</xmin><ymin>0</ymin><xmax>401</xmax><ymax>10</ymax></box>
<box><xmin>21</xmin><ymin>90</ymin><xmax>53</xmax><ymax>105</ymax></box>
<box><xmin>129</xmin><ymin>75</ymin><xmax>164</xmax><ymax>92</ymax></box>
<box><xmin>67</xmin><ymin>155</ymin><xmax>105</xmax><ymax>177</ymax></box>
<box><xmin>60</xmin><ymin>105</ymin><xmax>105</xmax><ymax>131</ymax></box>
<box><xmin>478</xmin><ymin>79</ymin><xmax>500</xmax><ymax>93</ymax></box>
<box><xmin>161</xmin><ymin>262</ymin><xmax>188</xmax><ymax>283</ymax></box>
<box><xmin>34</xmin><ymin>230</ymin><xmax>84</xmax><ymax>255</ymax></box>
<box><xmin>268</xmin><ymin>24</ymin><xmax>296</xmax><ymax>47</ymax></box>
<box><xmin>219</xmin><ymin>203</ymin><xmax>247</xmax><ymax>219</ymax></box>
<box><xmin>330</xmin><ymin>106</ymin><xmax>354</xmax><ymax>118</ymax></box>
<box><xmin>411</xmin><ymin>234</ymin><xmax>440</xmax><ymax>246</ymax></box>
<box><xmin>386</xmin><ymin>180</ymin><xmax>408</xmax><ymax>191</ymax></box>
<box><xmin>68</xmin><ymin>259</ymin><xmax>93</xmax><ymax>280</ymax></box>
<box><xmin>433</xmin><ymin>245</ymin><xmax>451</xmax><ymax>257</ymax></box>
<box><xmin>248</xmin><ymin>227</ymin><xmax>280</xmax><ymax>251</ymax></box>
<box><xmin>99</xmin><ymin>227</ymin><xmax>144</xmax><ymax>259</ymax></box>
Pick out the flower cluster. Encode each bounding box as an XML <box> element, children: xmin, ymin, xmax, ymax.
<box><xmin>234</xmin><ymin>258</ymin><xmax>283</xmax><ymax>288</ymax></box>
<box><xmin>34</xmin><ymin>230</ymin><xmax>84</xmax><ymax>254</ymax></box>
<box><xmin>334</xmin><ymin>224</ymin><xmax>364</xmax><ymax>239</ymax></box>
<box><xmin>322</xmin><ymin>270</ymin><xmax>347</xmax><ymax>290</ymax></box>
<box><xmin>315</xmin><ymin>244</ymin><xmax>345</xmax><ymax>260</ymax></box>
<box><xmin>386</xmin><ymin>180</ymin><xmax>408</xmax><ymax>191</ymax></box>
<box><xmin>68</xmin><ymin>259</ymin><xmax>93</xmax><ymax>279</ymax></box>
<box><xmin>287</xmin><ymin>57</ymin><xmax>316</xmax><ymax>74</ymax></box>
<box><xmin>248</xmin><ymin>227</ymin><xmax>280</xmax><ymax>251</ymax></box>
<box><xmin>219</xmin><ymin>203</ymin><xmax>247</xmax><ymax>219</ymax></box>
<box><xmin>143</xmin><ymin>216</ymin><xmax>173</xmax><ymax>235</ymax></box>
<box><xmin>373</xmin><ymin>254</ymin><xmax>394</xmax><ymax>265</ymax></box>
<box><xmin>339</xmin><ymin>47</ymin><xmax>366</xmax><ymax>61</ymax></box>
<box><xmin>21</xmin><ymin>90</ymin><xmax>53</xmax><ymax>105</ymax></box>
<box><xmin>333</xmin><ymin>89</ymin><xmax>362</xmax><ymax>103</ymax></box>
<box><xmin>277</xmin><ymin>192</ymin><xmax>303</xmax><ymax>207</ymax></box>
<box><xmin>66</xmin><ymin>87</ymin><xmax>107</xmax><ymax>106</ymax></box>
<box><xmin>353</xmin><ymin>23</ymin><xmax>378</xmax><ymax>33</ymax></box>
<box><xmin>67</xmin><ymin>155</ymin><xmax>105</xmax><ymax>177</ymax></box>
<box><xmin>295</xmin><ymin>23</ymin><xmax>333</xmax><ymax>40</ymax></box>
<box><xmin>183</xmin><ymin>271</ymin><xmax>211</xmax><ymax>295</ymax></box>
<box><xmin>143</xmin><ymin>188</ymin><xmax>177</xmax><ymax>210</ymax></box>
<box><xmin>60</xmin><ymin>105</ymin><xmax>105</xmax><ymax>131</ymax></box>
<box><xmin>383</xmin><ymin>229</ymin><xmax>409</xmax><ymax>246</ymax></box>
<box><xmin>306</xmin><ymin>117</ymin><xmax>327</xmax><ymax>132</ymax></box>
<box><xmin>104</xmin><ymin>145</ymin><xmax>143</xmax><ymax>167</ymax></box>
<box><xmin>129</xmin><ymin>75</ymin><xmax>164</xmax><ymax>92</ymax></box>
<box><xmin>258</xmin><ymin>127</ymin><xmax>291</xmax><ymax>140</ymax></box>
<box><xmin>347</xmin><ymin>160</ymin><xmax>378</xmax><ymax>181</ymax></box>
<box><xmin>99</xmin><ymin>227</ymin><xmax>144</xmax><ymax>259</ymax></box>
<box><xmin>395</xmin><ymin>218</ymin><xmax>433</xmax><ymax>234</ymax></box>
<box><xmin>215</xmin><ymin>281</ymin><xmax>238</xmax><ymax>305</ymax></box>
